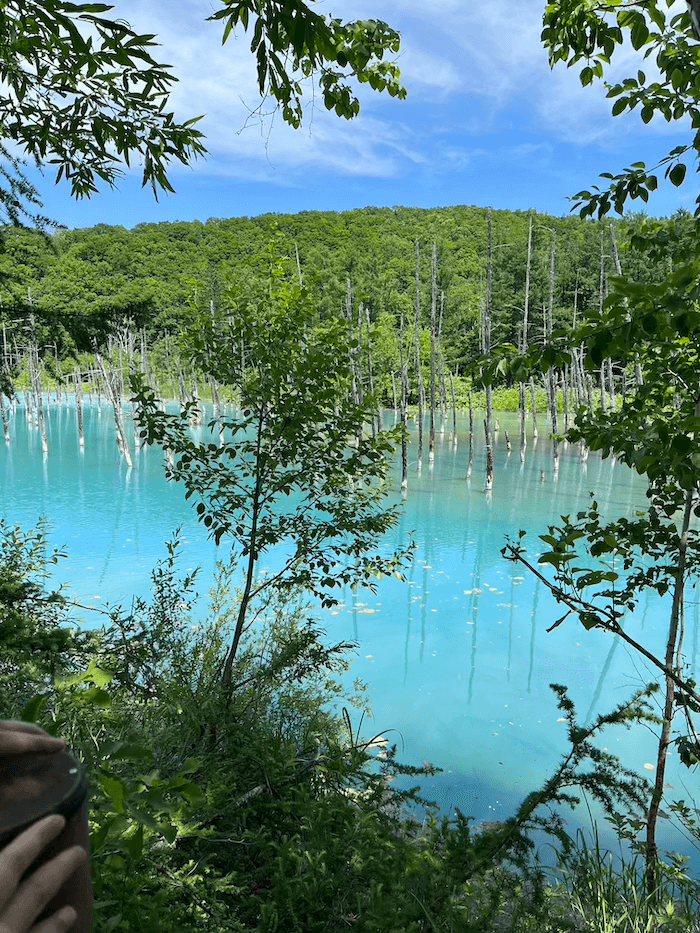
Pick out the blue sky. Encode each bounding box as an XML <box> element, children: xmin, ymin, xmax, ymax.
<box><xmin>23</xmin><ymin>0</ymin><xmax>695</xmax><ymax>229</ymax></box>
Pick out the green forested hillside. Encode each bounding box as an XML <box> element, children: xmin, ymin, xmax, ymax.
<box><xmin>0</xmin><ymin>203</ymin><xmax>690</xmax><ymax>385</ymax></box>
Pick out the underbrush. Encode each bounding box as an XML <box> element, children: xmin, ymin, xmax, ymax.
<box><xmin>2</xmin><ymin>526</ymin><xmax>700</xmax><ymax>933</ymax></box>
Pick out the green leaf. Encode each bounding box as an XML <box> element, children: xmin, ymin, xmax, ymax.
<box><xmin>630</xmin><ymin>19</ymin><xmax>649</xmax><ymax>50</ymax></box>
<box><xmin>124</xmin><ymin>824</ymin><xmax>144</xmax><ymax>860</ymax></box>
<box><xmin>99</xmin><ymin>769</ymin><xmax>126</xmax><ymax>814</ymax></box>
<box><xmin>669</xmin><ymin>163</ymin><xmax>687</xmax><ymax>186</ymax></box>
<box><xmin>580</xmin><ymin>612</ymin><xmax>600</xmax><ymax>631</ymax></box>
<box><xmin>671</xmin><ymin>68</ymin><xmax>685</xmax><ymax>91</ymax></box>
<box><xmin>612</xmin><ymin>96</ymin><xmax>629</xmax><ymax>116</ymax></box>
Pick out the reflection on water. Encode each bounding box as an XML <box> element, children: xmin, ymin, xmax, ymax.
<box><xmin>2</xmin><ymin>398</ymin><xmax>699</xmax><ymax>861</ymax></box>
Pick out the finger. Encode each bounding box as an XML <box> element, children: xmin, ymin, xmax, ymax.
<box><xmin>29</xmin><ymin>905</ymin><xmax>79</xmax><ymax>933</ymax></box>
<box><xmin>0</xmin><ymin>905</ymin><xmax>77</xmax><ymax>933</ymax></box>
<box><xmin>0</xmin><ymin>816</ymin><xmax>67</xmax><ymax>907</ymax></box>
<box><xmin>0</xmin><ymin>723</ymin><xmax>66</xmax><ymax>756</ymax></box>
<box><xmin>0</xmin><ymin>846</ymin><xmax>86</xmax><ymax>933</ymax></box>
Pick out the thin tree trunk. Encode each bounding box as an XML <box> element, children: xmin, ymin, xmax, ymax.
<box><xmin>438</xmin><ymin>291</ymin><xmax>447</xmax><ymax>437</ymax></box>
<box><xmin>607</xmin><ymin>357</ymin><xmax>616</xmax><ymax>411</ymax></box>
<box><xmin>74</xmin><ymin>370</ymin><xmax>85</xmax><ymax>449</ymax></box>
<box><xmin>364</xmin><ymin>304</ymin><xmax>381</xmax><ymax>435</ymax></box>
<box><xmin>545</xmin><ymin>233</ymin><xmax>559</xmax><ymax>474</ymax></box>
<box><xmin>450</xmin><ymin>371</ymin><xmax>458</xmax><ymax>448</ymax></box>
<box><xmin>414</xmin><ymin>239</ymin><xmax>424</xmax><ymax>471</ymax></box>
<box><xmin>294</xmin><ymin>241</ymin><xmax>303</xmax><ymax>286</ymax></box>
<box><xmin>190</xmin><ymin>379</ymin><xmax>203</xmax><ymax>427</ymax></box>
<box><xmin>598</xmin><ymin>230</ymin><xmax>609</xmax><ymax>414</ymax></box>
<box><xmin>31</xmin><ymin>343</ymin><xmax>48</xmax><ymax>455</ymax></box>
<box><xmin>0</xmin><ymin>393</ymin><xmax>9</xmax><ymax>443</ymax></box>
<box><xmin>530</xmin><ymin>379</ymin><xmax>538</xmax><ymax>438</ymax></box>
<box><xmin>140</xmin><ymin>328</ymin><xmax>148</xmax><ymax>375</ymax></box>
<box><xmin>177</xmin><ymin>365</ymin><xmax>188</xmax><ymax>415</ymax></box>
<box><xmin>211</xmin><ymin>378</ymin><xmax>224</xmax><ymax>446</ymax></box>
<box><xmin>24</xmin><ymin>385</ymin><xmax>33</xmax><ymax>427</ymax></box>
<box><xmin>520</xmin><ymin>215</ymin><xmax>533</xmax><ymax>463</ymax></box>
<box><xmin>346</xmin><ymin>279</ymin><xmax>362</xmax><ymax>448</ymax></box>
<box><xmin>429</xmin><ymin>242</ymin><xmax>437</xmax><ymax>463</ymax></box>
<box><xmin>356</xmin><ymin>299</ymin><xmax>364</xmax><ymax>407</ymax></box>
<box><xmin>600</xmin><ymin>365</ymin><xmax>607</xmax><ymax>413</ymax></box>
<box><xmin>646</xmin><ymin>487</ymin><xmax>697</xmax><ymax>897</ymax></box>
<box><xmin>95</xmin><ymin>354</ymin><xmax>133</xmax><ymax>469</ymax></box>
<box><xmin>467</xmin><ymin>390</ymin><xmax>474</xmax><ymax>478</ymax></box>
<box><xmin>221</xmin><ymin>413</ymin><xmax>265</xmax><ymax>702</ymax></box>
<box><xmin>399</xmin><ymin>302</ymin><xmax>409</xmax><ymax>492</ymax></box>
<box><xmin>346</xmin><ymin>281</ymin><xmax>358</xmax><ymax>404</ymax></box>
<box><xmin>610</xmin><ymin>222</ymin><xmax>642</xmax><ymax>389</ymax></box>
<box><xmin>484</xmin><ymin>209</ymin><xmax>494</xmax><ymax>491</ymax></box>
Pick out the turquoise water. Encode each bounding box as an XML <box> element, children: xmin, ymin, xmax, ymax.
<box><xmin>2</xmin><ymin>395</ymin><xmax>699</xmax><ymax>862</ymax></box>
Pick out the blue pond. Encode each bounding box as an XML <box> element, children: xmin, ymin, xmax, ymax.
<box><xmin>2</xmin><ymin>395</ymin><xmax>699</xmax><ymax>863</ymax></box>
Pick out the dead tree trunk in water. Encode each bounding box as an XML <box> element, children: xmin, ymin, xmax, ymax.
<box><xmin>520</xmin><ymin>215</ymin><xmax>533</xmax><ymax>463</ymax></box>
<box><xmin>414</xmin><ymin>239</ymin><xmax>424</xmax><ymax>471</ymax></box>
<box><xmin>211</xmin><ymin>378</ymin><xmax>224</xmax><ymax>445</ymax></box>
<box><xmin>438</xmin><ymin>293</ymin><xmax>447</xmax><ymax>437</ymax></box>
<box><xmin>429</xmin><ymin>242</ymin><xmax>437</xmax><ymax>464</ymax></box>
<box><xmin>598</xmin><ymin>230</ymin><xmax>609</xmax><ymax>415</ymax></box>
<box><xmin>74</xmin><ymin>370</ymin><xmax>85</xmax><ymax>449</ymax></box>
<box><xmin>345</xmin><ymin>280</ymin><xmax>362</xmax><ymax>448</ymax></box>
<box><xmin>29</xmin><ymin>337</ymin><xmax>48</xmax><ymax>455</ymax></box>
<box><xmin>450</xmin><ymin>371</ymin><xmax>457</xmax><ymax>448</ymax></box>
<box><xmin>96</xmin><ymin>354</ymin><xmax>132</xmax><ymax>469</ymax></box>
<box><xmin>467</xmin><ymin>390</ymin><xmax>474</xmax><ymax>478</ymax></box>
<box><xmin>530</xmin><ymin>378</ymin><xmax>538</xmax><ymax>438</ymax></box>
<box><xmin>363</xmin><ymin>303</ymin><xmax>381</xmax><ymax>435</ymax></box>
<box><xmin>484</xmin><ymin>209</ymin><xmax>494</xmax><ymax>491</ymax></box>
<box><xmin>0</xmin><ymin>392</ymin><xmax>9</xmax><ymax>442</ymax></box>
<box><xmin>399</xmin><ymin>299</ymin><xmax>409</xmax><ymax>492</ymax></box>
<box><xmin>545</xmin><ymin>233</ymin><xmax>559</xmax><ymax>475</ymax></box>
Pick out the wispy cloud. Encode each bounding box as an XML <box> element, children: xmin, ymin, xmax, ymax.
<box><xmin>108</xmin><ymin>0</ymin><xmax>693</xmax><ymax>191</ymax></box>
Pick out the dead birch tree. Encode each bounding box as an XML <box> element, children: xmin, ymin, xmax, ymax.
<box><xmin>399</xmin><ymin>299</ymin><xmax>409</xmax><ymax>492</ymax></box>
<box><xmin>74</xmin><ymin>370</ymin><xmax>85</xmax><ymax>449</ymax></box>
<box><xmin>520</xmin><ymin>215</ymin><xmax>533</xmax><ymax>463</ymax></box>
<box><xmin>95</xmin><ymin>353</ymin><xmax>133</xmax><ymax>468</ymax></box>
<box><xmin>484</xmin><ymin>208</ymin><xmax>494</xmax><ymax>491</ymax></box>
<box><xmin>414</xmin><ymin>239</ymin><xmax>424</xmax><ymax>471</ymax></box>
<box><xmin>429</xmin><ymin>242</ymin><xmax>438</xmax><ymax>464</ymax></box>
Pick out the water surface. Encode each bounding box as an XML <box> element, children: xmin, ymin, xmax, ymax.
<box><xmin>2</xmin><ymin>397</ymin><xmax>698</xmax><ymax>862</ymax></box>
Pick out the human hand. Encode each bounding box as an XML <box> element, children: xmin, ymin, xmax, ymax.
<box><xmin>0</xmin><ymin>723</ymin><xmax>66</xmax><ymax>758</ymax></box>
<box><xmin>0</xmin><ymin>814</ymin><xmax>86</xmax><ymax>933</ymax></box>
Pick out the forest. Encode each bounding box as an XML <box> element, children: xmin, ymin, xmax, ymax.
<box><xmin>0</xmin><ymin>201</ymin><xmax>692</xmax><ymax>414</ymax></box>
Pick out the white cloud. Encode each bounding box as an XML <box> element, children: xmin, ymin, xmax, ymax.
<box><xmin>106</xmin><ymin>0</ymin><xmax>695</xmax><ymax>186</ymax></box>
